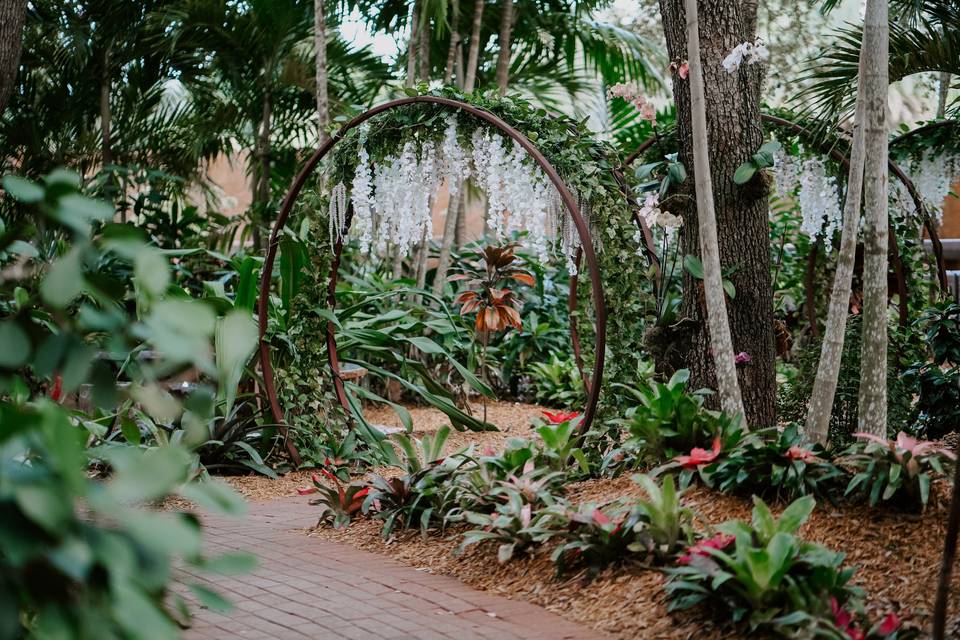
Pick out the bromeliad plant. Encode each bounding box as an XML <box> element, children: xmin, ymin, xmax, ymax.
<box><xmin>607</xmin><ymin>370</ymin><xmax>735</xmax><ymax>469</ymax></box>
<box><xmin>698</xmin><ymin>424</ymin><xmax>845</xmax><ymax>502</ymax></box>
<box><xmin>299</xmin><ymin>469</ymin><xmax>370</xmax><ymax>530</ymax></box>
<box><xmin>665</xmin><ymin>496</ymin><xmax>860</xmax><ymax>635</ymax></box>
<box><xmin>533</xmin><ymin>411</ymin><xmax>593</xmax><ymax>476</ymax></box>
<box><xmin>842</xmin><ymin>432</ymin><xmax>955</xmax><ymax>510</ymax></box>
<box><xmin>550</xmin><ymin>473</ymin><xmax>695</xmax><ymax>575</ymax></box>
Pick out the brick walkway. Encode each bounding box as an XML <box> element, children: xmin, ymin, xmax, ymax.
<box><xmin>173</xmin><ymin>497</ymin><xmax>605</xmax><ymax>640</ymax></box>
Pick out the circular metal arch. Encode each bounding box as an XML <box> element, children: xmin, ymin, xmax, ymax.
<box><xmin>257</xmin><ymin>96</ymin><xmax>609</xmax><ymax>461</ymax></box>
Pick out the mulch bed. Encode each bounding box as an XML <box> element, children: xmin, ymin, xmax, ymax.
<box><xmin>209</xmin><ymin>402</ymin><xmax>960</xmax><ymax>638</ymax></box>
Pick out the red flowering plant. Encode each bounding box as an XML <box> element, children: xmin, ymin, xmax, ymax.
<box><xmin>298</xmin><ymin>469</ymin><xmax>371</xmax><ymax>530</ymax></box>
<box><xmin>666</xmin><ymin>496</ymin><xmax>868</xmax><ymax>636</ymax></box>
<box><xmin>531</xmin><ymin>410</ymin><xmax>592</xmax><ymax>476</ymax></box>
<box><xmin>606</xmin><ymin>369</ymin><xmax>745</xmax><ymax>473</ymax></box>
<box><xmin>841</xmin><ymin>431</ymin><xmax>955</xmax><ymax>510</ymax></box>
<box><xmin>696</xmin><ymin>424</ymin><xmax>844</xmax><ymax>502</ymax></box>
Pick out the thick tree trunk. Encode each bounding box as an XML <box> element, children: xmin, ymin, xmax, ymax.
<box><xmin>418</xmin><ymin>0</ymin><xmax>431</xmax><ymax>81</ymax></box>
<box><xmin>804</xmin><ymin>51</ymin><xmax>869</xmax><ymax>445</ymax></box>
<box><xmin>857</xmin><ymin>0</ymin><xmax>889</xmax><ymax>437</ymax></box>
<box><xmin>681</xmin><ymin>0</ymin><xmax>745</xmax><ymax>420</ymax></box>
<box><xmin>0</xmin><ymin>0</ymin><xmax>26</xmax><ymax>114</ymax></box>
<box><xmin>314</xmin><ymin>0</ymin><xmax>330</xmax><ymax>145</ymax></box>
<box><xmin>494</xmin><ymin>0</ymin><xmax>512</xmax><ymax>94</ymax></box>
<box><xmin>464</xmin><ymin>0</ymin><xmax>485</xmax><ymax>92</ymax></box>
<box><xmin>933</xmin><ymin>439</ymin><xmax>960</xmax><ymax>640</ymax></box>
<box><xmin>406</xmin><ymin>0</ymin><xmax>421</xmax><ymax>87</ymax></box>
<box><xmin>433</xmin><ymin>188</ymin><xmax>462</xmax><ymax>298</ymax></box>
<box><xmin>658</xmin><ymin>0</ymin><xmax>776</xmax><ymax>427</ymax></box>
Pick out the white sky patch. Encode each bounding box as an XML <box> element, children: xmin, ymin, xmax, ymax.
<box><xmin>339</xmin><ymin>9</ymin><xmax>403</xmax><ymax>60</ymax></box>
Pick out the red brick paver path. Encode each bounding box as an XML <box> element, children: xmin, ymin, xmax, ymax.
<box><xmin>174</xmin><ymin>497</ymin><xmax>605</xmax><ymax>640</ymax></box>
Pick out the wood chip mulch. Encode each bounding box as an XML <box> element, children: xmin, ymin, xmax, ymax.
<box><xmin>190</xmin><ymin>401</ymin><xmax>960</xmax><ymax>638</ymax></box>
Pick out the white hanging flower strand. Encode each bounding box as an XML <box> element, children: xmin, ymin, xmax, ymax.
<box><xmin>722</xmin><ymin>37</ymin><xmax>769</xmax><ymax>74</ymax></box>
<box><xmin>797</xmin><ymin>156</ymin><xmax>842</xmax><ymax>245</ymax></box>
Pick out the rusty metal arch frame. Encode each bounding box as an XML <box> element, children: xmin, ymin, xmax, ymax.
<box><xmin>257</xmin><ymin>96</ymin><xmax>609</xmax><ymax>461</ymax></box>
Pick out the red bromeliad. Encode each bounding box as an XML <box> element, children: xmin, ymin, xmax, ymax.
<box><xmin>673</xmin><ymin>435</ymin><xmax>721</xmax><ymax>469</ymax></box>
<box><xmin>784</xmin><ymin>445</ymin><xmax>816</xmax><ymax>463</ymax></box>
<box><xmin>677</xmin><ymin>533</ymin><xmax>734</xmax><ymax>565</ymax></box>
<box><xmin>542</xmin><ymin>410</ymin><xmax>580</xmax><ymax>424</ymax></box>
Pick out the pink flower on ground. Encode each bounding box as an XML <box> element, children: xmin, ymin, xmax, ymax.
<box><xmin>677</xmin><ymin>533</ymin><xmax>734</xmax><ymax>565</ymax></box>
<box><xmin>878</xmin><ymin>612</ymin><xmax>900</xmax><ymax>635</ymax></box>
<box><xmin>673</xmin><ymin>435</ymin><xmax>721</xmax><ymax>469</ymax></box>
<box><xmin>734</xmin><ymin>351</ymin><xmax>751</xmax><ymax>364</ymax></box>
<box><xmin>542</xmin><ymin>410</ymin><xmax>580</xmax><ymax>424</ymax></box>
<box><xmin>785</xmin><ymin>445</ymin><xmax>816</xmax><ymax>463</ymax></box>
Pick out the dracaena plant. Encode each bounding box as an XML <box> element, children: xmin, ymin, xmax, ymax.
<box><xmin>841</xmin><ymin>432</ymin><xmax>956</xmax><ymax>510</ymax></box>
<box><xmin>451</xmin><ymin>242</ymin><xmax>535</xmax><ymax>334</ymax></box>
<box><xmin>665</xmin><ymin>496</ymin><xmax>861</xmax><ymax>634</ymax></box>
<box><xmin>697</xmin><ymin>424</ymin><xmax>845</xmax><ymax>502</ymax></box>
<box><xmin>299</xmin><ymin>469</ymin><xmax>371</xmax><ymax>530</ymax></box>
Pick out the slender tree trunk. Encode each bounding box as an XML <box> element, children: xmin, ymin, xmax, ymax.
<box><xmin>494</xmin><ymin>0</ymin><xmax>513</xmax><ymax>94</ymax></box>
<box><xmin>100</xmin><ymin>45</ymin><xmax>113</xmax><ymax>168</ymax></box>
<box><xmin>444</xmin><ymin>0</ymin><xmax>461</xmax><ymax>85</ymax></box>
<box><xmin>455</xmin><ymin>36</ymin><xmax>465</xmax><ymax>89</ymax></box>
<box><xmin>414</xmin><ymin>228</ymin><xmax>430</xmax><ymax>302</ymax></box>
<box><xmin>433</xmin><ymin>187</ymin><xmax>462</xmax><ymax>298</ymax></box>
<box><xmin>454</xmin><ymin>189</ymin><xmax>468</xmax><ymax>244</ymax></box>
<box><xmin>681</xmin><ymin>0</ymin><xmax>746</xmax><ymax>420</ymax></box>
<box><xmin>314</xmin><ymin>0</ymin><xmax>330</xmax><ymax>145</ymax></box>
<box><xmin>406</xmin><ymin>0</ymin><xmax>421</xmax><ymax>87</ymax></box>
<box><xmin>658</xmin><ymin>0</ymin><xmax>775</xmax><ymax>426</ymax></box>
<box><xmin>937</xmin><ymin>72</ymin><xmax>951</xmax><ymax>120</ymax></box>
<box><xmin>0</xmin><ymin>0</ymin><xmax>27</xmax><ymax>114</ymax></box>
<box><xmin>464</xmin><ymin>0</ymin><xmax>485</xmax><ymax>92</ymax></box>
<box><xmin>857</xmin><ymin>0</ymin><xmax>889</xmax><ymax>437</ymax></box>
<box><xmin>252</xmin><ymin>90</ymin><xmax>272</xmax><ymax>251</ymax></box>
<box><xmin>933</xmin><ymin>440</ymin><xmax>960</xmax><ymax>640</ymax></box>
<box><xmin>418</xmin><ymin>0</ymin><xmax>431</xmax><ymax>81</ymax></box>
<box><xmin>804</xmin><ymin>48</ymin><xmax>869</xmax><ymax>445</ymax></box>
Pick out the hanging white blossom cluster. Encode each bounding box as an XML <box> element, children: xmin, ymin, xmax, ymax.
<box><xmin>797</xmin><ymin>157</ymin><xmax>843</xmax><ymax>244</ymax></box>
<box><xmin>904</xmin><ymin>151</ymin><xmax>960</xmax><ymax>224</ymax></box>
<box><xmin>771</xmin><ymin>144</ymin><xmax>802</xmax><ymax>198</ymax></box>
<box><xmin>332</xmin><ymin>116</ymin><xmax>592</xmax><ymax>271</ymax></box>
<box><xmin>722</xmin><ymin>37</ymin><xmax>770</xmax><ymax>74</ymax></box>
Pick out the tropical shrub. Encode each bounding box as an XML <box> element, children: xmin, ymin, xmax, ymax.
<box><xmin>699</xmin><ymin>424</ymin><xmax>845</xmax><ymax>502</ymax></box>
<box><xmin>611</xmin><ymin>370</ymin><xmax>732</xmax><ymax>464</ymax></box>
<box><xmin>665</xmin><ymin>496</ymin><xmax>860</xmax><ymax>634</ymax></box>
<box><xmin>842</xmin><ymin>432</ymin><xmax>955</xmax><ymax>510</ymax></box>
<box><xmin>0</xmin><ymin>174</ymin><xmax>250</xmax><ymax>637</ymax></box>
<box><xmin>533</xmin><ymin>411</ymin><xmax>593</xmax><ymax>476</ymax></box>
<box><xmin>905</xmin><ymin>301</ymin><xmax>960</xmax><ymax>439</ymax></box>
<box><xmin>526</xmin><ymin>355</ymin><xmax>586</xmax><ymax>409</ymax></box>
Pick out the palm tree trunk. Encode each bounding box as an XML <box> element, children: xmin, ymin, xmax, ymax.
<box><xmin>804</xmin><ymin>45</ymin><xmax>869</xmax><ymax>445</ymax></box>
<box><xmin>494</xmin><ymin>0</ymin><xmax>513</xmax><ymax>94</ymax></box>
<box><xmin>464</xmin><ymin>0</ymin><xmax>485</xmax><ymax>92</ymax></box>
<box><xmin>433</xmin><ymin>187</ymin><xmax>462</xmax><ymax>298</ymax></box>
<box><xmin>455</xmin><ymin>35</ymin><xmax>465</xmax><ymax>89</ymax></box>
<box><xmin>857</xmin><ymin>0</ymin><xmax>889</xmax><ymax>437</ymax></box>
<box><xmin>406</xmin><ymin>0</ymin><xmax>421</xmax><ymax>87</ymax></box>
<box><xmin>414</xmin><ymin>228</ymin><xmax>430</xmax><ymax>302</ymax></box>
<box><xmin>252</xmin><ymin>90</ymin><xmax>272</xmax><ymax>252</ymax></box>
<box><xmin>0</xmin><ymin>0</ymin><xmax>26</xmax><ymax>114</ymax></box>
<box><xmin>444</xmin><ymin>0</ymin><xmax>461</xmax><ymax>85</ymax></box>
<box><xmin>314</xmin><ymin>0</ymin><xmax>330</xmax><ymax>145</ymax></box>
<box><xmin>682</xmin><ymin>0</ymin><xmax>746</xmax><ymax>420</ymax></box>
<box><xmin>100</xmin><ymin>45</ymin><xmax>113</xmax><ymax>168</ymax></box>
<box><xmin>418</xmin><ymin>0</ymin><xmax>431</xmax><ymax>81</ymax></box>
<box><xmin>937</xmin><ymin>72</ymin><xmax>951</xmax><ymax>120</ymax></box>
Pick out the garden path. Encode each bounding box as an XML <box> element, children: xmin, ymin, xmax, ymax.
<box><xmin>173</xmin><ymin>496</ymin><xmax>605</xmax><ymax>640</ymax></box>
